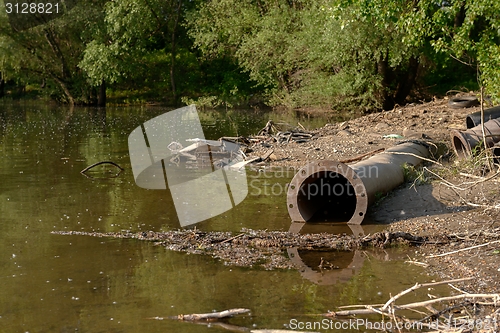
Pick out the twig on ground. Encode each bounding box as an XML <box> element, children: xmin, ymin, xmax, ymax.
<box><xmin>381</xmin><ymin>278</ymin><xmax>473</xmax><ymax>312</ymax></box>
<box><xmin>383</xmin><ymin>152</ymin><xmax>443</xmax><ymax>166</ymax></box>
<box><xmin>329</xmin><ymin>293</ymin><xmax>498</xmax><ymax>317</ymax></box>
<box><xmin>427</xmin><ymin>240</ymin><xmax>500</xmax><ymax>258</ymax></box>
<box><xmin>405</xmin><ymin>257</ymin><xmax>429</xmax><ymax>268</ymax></box>
<box><xmin>326</xmin><ymin>278</ymin><xmax>474</xmax><ymax>317</ymax></box>
<box><xmin>448</xmin><ymin>284</ymin><xmax>469</xmax><ymax>295</ymax></box>
<box><xmin>220</xmin><ymin>233</ymin><xmax>245</xmax><ymax>244</ymax></box>
<box><xmin>424</xmin><ymin>167</ymin><xmax>500</xmax><ymax>192</ymax></box>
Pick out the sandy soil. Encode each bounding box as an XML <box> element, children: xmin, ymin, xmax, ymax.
<box><xmin>247</xmin><ymin>96</ymin><xmax>500</xmax><ymax>294</ymax></box>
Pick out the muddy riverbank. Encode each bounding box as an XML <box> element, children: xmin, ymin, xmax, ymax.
<box><xmin>246</xmin><ymin>95</ymin><xmax>500</xmax><ymax>295</ymax></box>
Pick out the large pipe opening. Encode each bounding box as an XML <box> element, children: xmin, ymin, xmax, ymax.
<box><xmin>296</xmin><ymin>171</ymin><xmax>357</xmax><ymax>222</ymax></box>
<box><xmin>287</xmin><ymin>143</ymin><xmax>430</xmax><ymax>225</ymax></box>
<box><xmin>287</xmin><ymin>161</ymin><xmax>368</xmax><ymax>225</ymax></box>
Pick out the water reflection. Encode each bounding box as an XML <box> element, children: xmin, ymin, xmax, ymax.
<box><xmin>286</xmin><ymin>218</ymin><xmax>389</xmax><ymax>286</ymax></box>
<box><xmin>287</xmin><ymin>222</ymin><xmax>366</xmax><ymax>286</ymax></box>
<box><xmin>288</xmin><ymin>248</ymin><xmax>365</xmax><ymax>286</ymax></box>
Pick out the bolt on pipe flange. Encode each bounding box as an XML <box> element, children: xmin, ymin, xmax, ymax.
<box><xmin>287</xmin><ymin>160</ymin><xmax>368</xmax><ymax>225</ymax></box>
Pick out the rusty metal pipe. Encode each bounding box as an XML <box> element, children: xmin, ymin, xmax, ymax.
<box><xmin>287</xmin><ymin>142</ymin><xmax>429</xmax><ymax>225</ymax></box>
<box><xmin>466</xmin><ymin>106</ymin><xmax>500</xmax><ymax>128</ymax></box>
<box><xmin>450</xmin><ymin>119</ymin><xmax>500</xmax><ymax>158</ymax></box>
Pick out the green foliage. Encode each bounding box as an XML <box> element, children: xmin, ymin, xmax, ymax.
<box><xmin>403</xmin><ymin>0</ymin><xmax>500</xmax><ymax>101</ymax></box>
<box><xmin>402</xmin><ymin>163</ymin><xmax>429</xmax><ymax>185</ymax></box>
<box><xmin>79</xmin><ymin>0</ymin><xmax>169</xmax><ymax>86</ymax></box>
<box><xmin>0</xmin><ymin>0</ymin><xmax>108</xmax><ymax>103</ymax></box>
<box><xmin>187</xmin><ymin>0</ymin><xmax>426</xmax><ymax>111</ymax></box>
<box><xmin>1</xmin><ymin>0</ymin><xmax>500</xmax><ymax>108</ymax></box>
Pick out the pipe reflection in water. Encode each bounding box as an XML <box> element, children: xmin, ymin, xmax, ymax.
<box><xmin>287</xmin><ymin>248</ymin><xmax>365</xmax><ymax>286</ymax></box>
<box><xmin>287</xmin><ymin>222</ymin><xmax>370</xmax><ymax>285</ymax></box>
<box><xmin>289</xmin><ymin>221</ymin><xmax>368</xmax><ymax>237</ymax></box>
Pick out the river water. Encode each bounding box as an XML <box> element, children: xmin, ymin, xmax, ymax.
<box><xmin>0</xmin><ymin>102</ymin><xmax>438</xmax><ymax>332</ymax></box>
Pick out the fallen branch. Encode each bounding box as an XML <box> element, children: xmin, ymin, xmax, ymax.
<box><xmin>80</xmin><ymin>161</ymin><xmax>124</xmax><ymax>178</ymax></box>
<box><xmin>425</xmin><ymin>167</ymin><xmax>500</xmax><ymax>192</ymax></box>
<box><xmin>398</xmin><ymin>293</ymin><xmax>500</xmax><ymax>310</ymax></box>
<box><xmin>325</xmin><ymin>278</ymin><xmax>477</xmax><ymax>317</ymax></box>
<box><xmin>328</xmin><ymin>293</ymin><xmax>498</xmax><ymax>317</ymax></box>
<box><xmin>427</xmin><ymin>239</ymin><xmax>500</xmax><ymax>258</ymax></box>
<box><xmin>170</xmin><ymin>308</ymin><xmax>250</xmax><ymax>321</ymax></box>
<box><xmin>260</xmin><ymin>148</ymin><xmax>275</xmax><ymax>161</ymax></box>
<box><xmin>220</xmin><ymin>233</ymin><xmax>246</xmax><ymax>244</ymax></box>
<box><xmin>404</xmin><ymin>259</ymin><xmax>429</xmax><ymax>268</ymax></box>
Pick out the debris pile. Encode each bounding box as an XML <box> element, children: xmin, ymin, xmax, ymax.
<box><xmin>52</xmin><ymin>229</ymin><xmax>427</xmax><ymax>269</ymax></box>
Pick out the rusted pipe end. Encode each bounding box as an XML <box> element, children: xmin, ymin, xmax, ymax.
<box><xmin>287</xmin><ymin>161</ymin><xmax>368</xmax><ymax>225</ymax></box>
<box><xmin>450</xmin><ymin>129</ymin><xmax>474</xmax><ymax>159</ymax></box>
<box><xmin>466</xmin><ymin>106</ymin><xmax>500</xmax><ymax>128</ymax></box>
<box><xmin>465</xmin><ymin>116</ymin><xmax>475</xmax><ymax>130</ymax></box>
<box><xmin>450</xmin><ymin>119</ymin><xmax>500</xmax><ymax>159</ymax></box>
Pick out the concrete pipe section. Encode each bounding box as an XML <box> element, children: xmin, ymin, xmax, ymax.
<box><xmin>450</xmin><ymin>118</ymin><xmax>500</xmax><ymax>158</ymax></box>
<box><xmin>466</xmin><ymin>106</ymin><xmax>500</xmax><ymax>129</ymax></box>
<box><xmin>287</xmin><ymin>142</ymin><xmax>430</xmax><ymax>224</ymax></box>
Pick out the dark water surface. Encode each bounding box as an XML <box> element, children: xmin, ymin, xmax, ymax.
<box><xmin>0</xmin><ymin>103</ymin><xmax>440</xmax><ymax>333</ymax></box>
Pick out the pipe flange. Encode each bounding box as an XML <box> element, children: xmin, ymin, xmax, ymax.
<box><xmin>287</xmin><ymin>160</ymin><xmax>368</xmax><ymax>225</ymax></box>
<box><xmin>450</xmin><ymin>129</ymin><xmax>473</xmax><ymax>159</ymax></box>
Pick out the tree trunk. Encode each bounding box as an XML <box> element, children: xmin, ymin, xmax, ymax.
<box><xmin>394</xmin><ymin>57</ymin><xmax>419</xmax><ymax>106</ymax></box>
<box><xmin>454</xmin><ymin>3</ymin><xmax>466</xmax><ymax>29</ymax></box>
<box><xmin>52</xmin><ymin>75</ymin><xmax>75</xmax><ymax>105</ymax></box>
<box><xmin>98</xmin><ymin>80</ymin><xmax>106</xmax><ymax>107</ymax></box>
<box><xmin>0</xmin><ymin>72</ymin><xmax>4</xmax><ymax>98</ymax></box>
<box><xmin>169</xmin><ymin>0</ymin><xmax>182</xmax><ymax>106</ymax></box>
<box><xmin>377</xmin><ymin>54</ymin><xmax>394</xmax><ymax>110</ymax></box>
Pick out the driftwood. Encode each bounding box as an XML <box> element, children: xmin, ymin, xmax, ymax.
<box><xmin>172</xmin><ymin>308</ymin><xmax>250</xmax><ymax>321</ymax></box>
<box><xmin>256</xmin><ymin>120</ymin><xmax>314</xmax><ymax>143</ymax></box>
<box><xmin>228</xmin><ymin>157</ymin><xmax>261</xmax><ymax>170</ymax></box>
<box><xmin>80</xmin><ymin>161</ymin><xmax>124</xmax><ymax>178</ymax></box>
<box><xmin>258</xmin><ymin>120</ymin><xmax>276</xmax><ymax>136</ymax></box>
<box><xmin>260</xmin><ymin>148</ymin><xmax>275</xmax><ymax>161</ymax></box>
